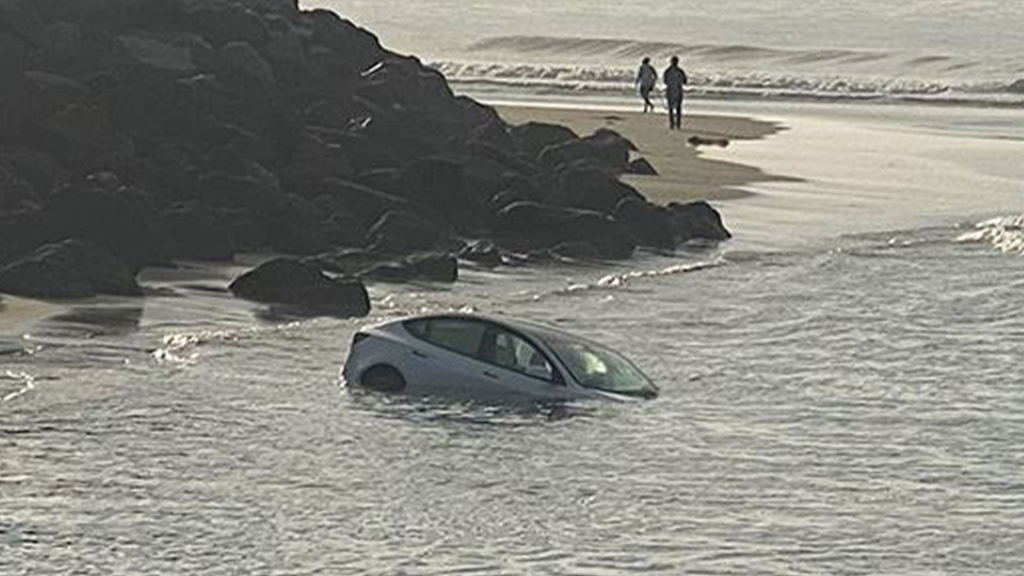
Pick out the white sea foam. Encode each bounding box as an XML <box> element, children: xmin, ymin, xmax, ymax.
<box><xmin>0</xmin><ymin>370</ymin><xmax>36</xmax><ymax>405</ymax></box>
<box><xmin>433</xmin><ymin>36</ymin><xmax>1024</xmax><ymax>108</ymax></box>
<box><xmin>956</xmin><ymin>215</ymin><xmax>1024</xmax><ymax>254</ymax></box>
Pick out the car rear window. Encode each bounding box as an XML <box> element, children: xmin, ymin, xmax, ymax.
<box><xmin>407</xmin><ymin>318</ymin><xmax>487</xmax><ymax>357</ymax></box>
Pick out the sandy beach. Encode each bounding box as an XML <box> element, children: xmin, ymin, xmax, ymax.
<box><xmin>496</xmin><ymin>104</ymin><xmax>789</xmax><ymax>205</ymax></box>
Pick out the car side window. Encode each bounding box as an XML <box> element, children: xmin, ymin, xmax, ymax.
<box><xmin>480</xmin><ymin>328</ymin><xmax>555</xmax><ymax>382</ymax></box>
<box><xmin>413</xmin><ymin>318</ymin><xmax>487</xmax><ymax>357</ymax></box>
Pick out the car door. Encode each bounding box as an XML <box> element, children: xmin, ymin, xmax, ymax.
<box><xmin>402</xmin><ymin>317</ymin><xmax>493</xmax><ymax>396</ymax></box>
<box><xmin>475</xmin><ymin>326</ymin><xmax>572</xmax><ymax>401</ymax></box>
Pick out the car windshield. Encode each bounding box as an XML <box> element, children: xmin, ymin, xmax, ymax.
<box><xmin>536</xmin><ymin>330</ymin><xmax>657</xmax><ymax>397</ymax></box>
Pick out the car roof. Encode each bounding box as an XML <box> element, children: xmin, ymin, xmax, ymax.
<box><xmin>388</xmin><ymin>312</ymin><xmax>589</xmax><ymax>346</ymax></box>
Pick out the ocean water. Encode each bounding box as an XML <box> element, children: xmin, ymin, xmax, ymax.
<box><xmin>314</xmin><ymin>0</ymin><xmax>1024</xmax><ymax>106</ymax></box>
<box><xmin>4</xmin><ymin>3</ymin><xmax>1024</xmax><ymax>575</ymax></box>
<box><xmin>3</xmin><ymin>205</ymin><xmax>1024</xmax><ymax>575</ymax></box>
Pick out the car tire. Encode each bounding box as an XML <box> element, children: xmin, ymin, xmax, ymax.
<box><xmin>361</xmin><ymin>365</ymin><xmax>407</xmax><ymax>392</ymax></box>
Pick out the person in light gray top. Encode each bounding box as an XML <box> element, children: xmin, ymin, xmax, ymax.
<box><xmin>635</xmin><ymin>57</ymin><xmax>658</xmax><ymax>113</ymax></box>
<box><xmin>663</xmin><ymin>55</ymin><xmax>689</xmax><ymax>129</ymax></box>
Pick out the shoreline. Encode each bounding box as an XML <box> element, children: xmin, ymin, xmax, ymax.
<box><xmin>495</xmin><ymin>104</ymin><xmax>794</xmax><ymax>205</ymax></box>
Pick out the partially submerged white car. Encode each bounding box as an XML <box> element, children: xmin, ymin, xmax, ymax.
<box><xmin>342</xmin><ymin>314</ymin><xmax>659</xmax><ymax>401</ymax></box>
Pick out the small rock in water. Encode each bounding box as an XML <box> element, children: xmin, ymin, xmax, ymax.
<box><xmin>228</xmin><ymin>258</ymin><xmax>370</xmax><ymax>318</ymax></box>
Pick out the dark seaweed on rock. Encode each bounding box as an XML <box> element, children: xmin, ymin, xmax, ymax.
<box><xmin>0</xmin><ymin>0</ymin><xmax>731</xmax><ymax>307</ymax></box>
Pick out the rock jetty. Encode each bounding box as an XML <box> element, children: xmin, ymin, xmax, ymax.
<box><xmin>0</xmin><ymin>0</ymin><xmax>730</xmax><ymax>315</ymax></box>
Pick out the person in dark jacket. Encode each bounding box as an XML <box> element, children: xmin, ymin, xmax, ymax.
<box><xmin>663</xmin><ymin>56</ymin><xmax>689</xmax><ymax>129</ymax></box>
<box><xmin>635</xmin><ymin>57</ymin><xmax>658</xmax><ymax>113</ymax></box>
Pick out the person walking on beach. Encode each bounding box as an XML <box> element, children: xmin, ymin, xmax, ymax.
<box><xmin>663</xmin><ymin>56</ymin><xmax>689</xmax><ymax>130</ymax></box>
<box><xmin>635</xmin><ymin>57</ymin><xmax>657</xmax><ymax>113</ymax></box>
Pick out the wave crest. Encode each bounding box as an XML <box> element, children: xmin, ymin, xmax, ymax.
<box><xmin>443</xmin><ymin>35</ymin><xmax>1024</xmax><ymax>107</ymax></box>
<box><xmin>956</xmin><ymin>216</ymin><xmax>1024</xmax><ymax>254</ymax></box>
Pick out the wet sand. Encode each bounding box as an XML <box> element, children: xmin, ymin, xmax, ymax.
<box><xmin>0</xmin><ymin>296</ymin><xmax>62</xmax><ymax>339</ymax></box>
<box><xmin>496</xmin><ymin>104</ymin><xmax>793</xmax><ymax>204</ymax></box>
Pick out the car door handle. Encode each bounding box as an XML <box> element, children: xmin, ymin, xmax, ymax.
<box><xmin>483</xmin><ymin>371</ymin><xmax>499</xmax><ymax>379</ymax></box>
<box><xmin>411</xmin><ymin>350</ymin><xmax>429</xmax><ymax>359</ymax></box>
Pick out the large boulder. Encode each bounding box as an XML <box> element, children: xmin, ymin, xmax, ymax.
<box><xmin>117</xmin><ymin>33</ymin><xmax>200</xmax><ymax>77</ymax></box>
<box><xmin>183</xmin><ymin>2</ymin><xmax>270</xmax><ymax>49</ymax></box>
<box><xmin>228</xmin><ymin>257</ymin><xmax>370</xmax><ymax>317</ymax></box>
<box><xmin>33</xmin><ymin>104</ymin><xmax>135</xmax><ymax>173</ymax></box>
<box><xmin>266</xmin><ymin>193</ymin><xmax>347</xmax><ymax>255</ymax></box>
<box><xmin>0</xmin><ymin>163</ymin><xmax>38</xmax><ymax>210</ymax></box>
<box><xmin>666</xmin><ymin>201</ymin><xmax>732</xmax><ymax>242</ymax></box>
<box><xmin>550</xmin><ymin>165</ymin><xmax>644</xmax><ymax>214</ymax></box>
<box><xmin>23</xmin><ymin>71</ymin><xmax>90</xmax><ymax>115</ymax></box>
<box><xmin>357</xmin><ymin>57</ymin><xmax>464</xmax><ymax>123</ymax></box>
<box><xmin>0</xmin><ymin>207</ymin><xmax>55</xmax><ymax>266</ymax></box>
<box><xmin>263</xmin><ymin>23</ymin><xmax>306</xmax><ymax>80</ymax></box>
<box><xmin>195</xmin><ymin>167</ymin><xmax>283</xmax><ymax>212</ymax></box>
<box><xmin>161</xmin><ymin>202</ymin><xmax>236</xmax><ymax>261</ymax></box>
<box><xmin>317</xmin><ymin>177</ymin><xmax>408</xmax><ymax>228</ymax></box>
<box><xmin>510</xmin><ymin>121</ymin><xmax>578</xmax><ymax>160</ymax></box>
<box><xmin>0</xmin><ymin>33</ymin><xmax>33</xmax><ymax>138</ymax></box>
<box><xmin>539</xmin><ymin>129</ymin><xmax>632</xmax><ymax>172</ymax></box>
<box><xmin>495</xmin><ymin>201</ymin><xmax>635</xmax><ymax>260</ymax></box>
<box><xmin>279</xmin><ymin>129</ymin><xmax>354</xmax><ymax>194</ymax></box>
<box><xmin>0</xmin><ymin>239</ymin><xmax>142</xmax><ymax>299</ymax></box>
<box><xmin>0</xmin><ymin>147</ymin><xmax>66</xmax><ymax>201</ymax></box>
<box><xmin>45</xmin><ymin>173</ymin><xmax>175</xmax><ymax>271</ymax></box>
<box><xmin>366</xmin><ymin>209</ymin><xmax>447</xmax><ymax>254</ymax></box>
<box><xmin>612</xmin><ymin>197</ymin><xmax>675</xmax><ymax>250</ymax></box>
<box><xmin>217</xmin><ymin>41</ymin><xmax>275</xmax><ymax>89</ymax></box>
<box><xmin>393</xmin><ymin>156</ymin><xmax>486</xmax><ymax>231</ymax></box>
<box><xmin>627</xmin><ymin>157</ymin><xmax>658</xmax><ymax>176</ymax></box>
<box><xmin>305</xmin><ymin>9</ymin><xmax>385</xmax><ymax>73</ymax></box>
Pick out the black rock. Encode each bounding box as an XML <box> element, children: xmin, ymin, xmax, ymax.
<box><xmin>0</xmin><ymin>238</ymin><xmax>142</xmax><ymax>299</ymax></box>
<box><xmin>613</xmin><ymin>197</ymin><xmax>676</xmax><ymax>250</ymax></box>
<box><xmin>317</xmin><ymin>177</ymin><xmax>408</xmax><ymax>228</ymax></box>
<box><xmin>666</xmin><ymin>201</ymin><xmax>732</xmax><ymax>242</ymax></box>
<box><xmin>550</xmin><ymin>165</ymin><xmax>645</xmax><ymax>214</ymax></box>
<box><xmin>539</xmin><ymin>130</ymin><xmax>632</xmax><ymax>173</ymax></box>
<box><xmin>0</xmin><ymin>163</ymin><xmax>38</xmax><ymax>210</ymax></box>
<box><xmin>458</xmin><ymin>239</ymin><xmax>503</xmax><ymax>267</ymax></box>
<box><xmin>366</xmin><ymin>209</ymin><xmax>447</xmax><ymax>255</ymax></box>
<box><xmin>34</xmin><ymin>104</ymin><xmax>136</xmax><ymax>173</ymax></box>
<box><xmin>0</xmin><ymin>207</ymin><xmax>56</xmax><ymax>266</ymax></box>
<box><xmin>510</xmin><ymin>121</ymin><xmax>578</xmax><ymax>160</ymax></box>
<box><xmin>627</xmin><ymin>157</ymin><xmax>659</xmax><ymax>176</ymax></box>
<box><xmin>46</xmin><ymin>173</ymin><xmax>175</xmax><ymax>272</ymax></box>
<box><xmin>217</xmin><ymin>41</ymin><xmax>276</xmax><ymax>89</ymax></box>
<box><xmin>161</xmin><ymin>202</ymin><xmax>236</xmax><ymax>261</ymax></box>
<box><xmin>365</xmin><ymin>251</ymin><xmax>458</xmax><ymax>283</ymax></box>
<box><xmin>495</xmin><ymin>201</ymin><xmax>635</xmax><ymax>260</ymax></box>
<box><xmin>228</xmin><ymin>257</ymin><xmax>370</xmax><ymax>317</ymax></box>
<box><xmin>305</xmin><ymin>9</ymin><xmax>384</xmax><ymax>73</ymax></box>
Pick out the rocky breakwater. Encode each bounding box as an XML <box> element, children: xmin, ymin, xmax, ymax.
<box><xmin>0</xmin><ymin>0</ymin><xmax>730</xmax><ymax>317</ymax></box>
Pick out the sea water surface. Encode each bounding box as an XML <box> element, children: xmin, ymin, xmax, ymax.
<box><xmin>313</xmin><ymin>0</ymin><xmax>1024</xmax><ymax>106</ymax></box>
<box><xmin>5</xmin><ymin>3</ymin><xmax>1024</xmax><ymax>574</ymax></box>
<box><xmin>3</xmin><ymin>102</ymin><xmax>1024</xmax><ymax>573</ymax></box>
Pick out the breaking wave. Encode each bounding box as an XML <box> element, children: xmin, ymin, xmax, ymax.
<box><xmin>956</xmin><ymin>215</ymin><xmax>1024</xmax><ymax>254</ymax></box>
<box><xmin>435</xmin><ymin>35</ymin><xmax>1024</xmax><ymax>107</ymax></box>
<box><xmin>1</xmin><ymin>370</ymin><xmax>36</xmax><ymax>405</ymax></box>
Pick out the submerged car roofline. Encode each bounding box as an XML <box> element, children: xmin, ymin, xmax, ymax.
<box><xmin>379</xmin><ymin>312</ymin><xmax>594</xmax><ymax>346</ymax></box>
